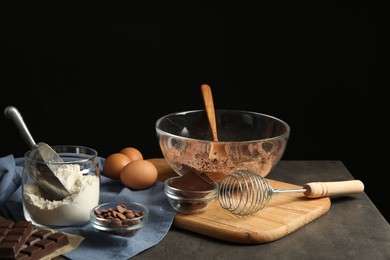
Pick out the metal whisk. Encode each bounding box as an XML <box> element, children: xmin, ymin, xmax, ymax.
<box><xmin>218</xmin><ymin>169</ymin><xmax>364</xmax><ymax>216</ymax></box>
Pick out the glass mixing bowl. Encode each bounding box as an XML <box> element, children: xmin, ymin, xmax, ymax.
<box><xmin>155</xmin><ymin>109</ymin><xmax>290</xmax><ymax>184</ymax></box>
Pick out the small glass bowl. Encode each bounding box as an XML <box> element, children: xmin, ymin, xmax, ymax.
<box><xmin>90</xmin><ymin>202</ymin><xmax>148</xmax><ymax>237</ymax></box>
<box><xmin>164</xmin><ymin>176</ymin><xmax>218</xmax><ymax>214</ymax></box>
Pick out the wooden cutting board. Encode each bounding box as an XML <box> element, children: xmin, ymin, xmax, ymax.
<box><xmin>147</xmin><ymin>158</ymin><xmax>331</xmax><ymax>244</ymax></box>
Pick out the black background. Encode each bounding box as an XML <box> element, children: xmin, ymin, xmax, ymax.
<box><xmin>1</xmin><ymin>4</ymin><xmax>383</xmax><ymax>221</ymax></box>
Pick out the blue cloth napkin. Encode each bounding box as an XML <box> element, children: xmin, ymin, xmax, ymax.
<box><xmin>0</xmin><ymin>154</ymin><xmax>177</xmax><ymax>259</ymax></box>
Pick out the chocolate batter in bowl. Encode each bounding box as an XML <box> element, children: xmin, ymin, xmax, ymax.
<box><xmin>156</xmin><ymin>109</ymin><xmax>290</xmax><ymax>184</ymax></box>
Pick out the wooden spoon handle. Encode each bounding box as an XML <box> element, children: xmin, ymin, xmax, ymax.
<box><xmin>303</xmin><ymin>180</ymin><xmax>364</xmax><ymax>198</ymax></box>
<box><xmin>201</xmin><ymin>84</ymin><xmax>219</xmax><ymax>141</ymax></box>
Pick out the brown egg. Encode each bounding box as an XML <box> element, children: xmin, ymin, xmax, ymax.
<box><xmin>120</xmin><ymin>147</ymin><xmax>144</xmax><ymax>161</ymax></box>
<box><xmin>103</xmin><ymin>153</ymin><xmax>131</xmax><ymax>179</ymax></box>
<box><xmin>120</xmin><ymin>160</ymin><xmax>158</xmax><ymax>190</ymax></box>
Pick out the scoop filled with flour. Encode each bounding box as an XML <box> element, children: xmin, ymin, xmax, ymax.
<box><xmin>23</xmin><ymin>163</ymin><xmax>100</xmax><ymax>227</ymax></box>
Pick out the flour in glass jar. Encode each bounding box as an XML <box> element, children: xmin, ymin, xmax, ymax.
<box><xmin>23</xmin><ymin>164</ymin><xmax>100</xmax><ymax>226</ymax></box>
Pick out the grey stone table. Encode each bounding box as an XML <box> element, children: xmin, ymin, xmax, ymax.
<box><xmin>133</xmin><ymin>161</ymin><xmax>390</xmax><ymax>260</ymax></box>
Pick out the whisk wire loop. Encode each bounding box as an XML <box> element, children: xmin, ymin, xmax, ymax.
<box><xmin>218</xmin><ymin>169</ymin><xmax>273</xmax><ymax>216</ymax></box>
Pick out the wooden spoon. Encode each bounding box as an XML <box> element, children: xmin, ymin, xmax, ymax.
<box><xmin>201</xmin><ymin>84</ymin><xmax>228</xmax><ymax>159</ymax></box>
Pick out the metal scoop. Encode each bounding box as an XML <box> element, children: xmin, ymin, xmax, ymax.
<box><xmin>4</xmin><ymin>106</ymin><xmax>71</xmax><ymax>201</ymax></box>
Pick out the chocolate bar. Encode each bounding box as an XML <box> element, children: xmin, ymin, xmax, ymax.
<box><xmin>171</xmin><ymin>171</ymin><xmax>215</xmax><ymax>193</ymax></box>
<box><xmin>16</xmin><ymin>231</ymin><xmax>69</xmax><ymax>259</ymax></box>
<box><xmin>0</xmin><ymin>220</ymin><xmax>33</xmax><ymax>258</ymax></box>
<box><xmin>0</xmin><ymin>220</ymin><xmax>69</xmax><ymax>259</ymax></box>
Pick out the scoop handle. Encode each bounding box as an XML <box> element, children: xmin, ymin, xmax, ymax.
<box><xmin>4</xmin><ymin>106</ymin><xmax>37</xmax><ymax>148</ymax></box>
<box><xmin>303</xmin><ymin>180</ymin><xmax>364</xmax><ymax>198</ymax></box>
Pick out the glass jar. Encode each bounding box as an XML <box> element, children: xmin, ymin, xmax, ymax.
<box><xmin>22</xmin><ymin>145</ymin><xmax>100</xmax><ymax>227</ymax></box>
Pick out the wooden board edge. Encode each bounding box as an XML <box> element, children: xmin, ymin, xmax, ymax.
<box><xmin>173</xmin><ymin>199</ymin><xmax>331</xmax><ymax>244</ymax></box>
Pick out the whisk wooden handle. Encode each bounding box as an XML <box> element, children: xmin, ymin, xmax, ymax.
<box><xmin>303</xmin><ymin>180</ymin><xmax>364</xmax><ymax>198</ymax></box>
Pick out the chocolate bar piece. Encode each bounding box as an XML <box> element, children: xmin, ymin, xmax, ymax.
<box><xmin>0</xmin><ymin>220</ymin><xmax>69</xmax><ymax>260</ymax></box>
<box><xmin>0</xmin><ymin>220</ymin><xmax>33</xmax><ymax>258</ymax></box>
<box><xmin>16</xmin><ymin>232</ymin><xmax>69</xmax><ymax>259</ymax></box>
<box><xmin>171</xmin><ymin>171</ymin><xmax>215</xmax><ymax>192</ymax></box>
